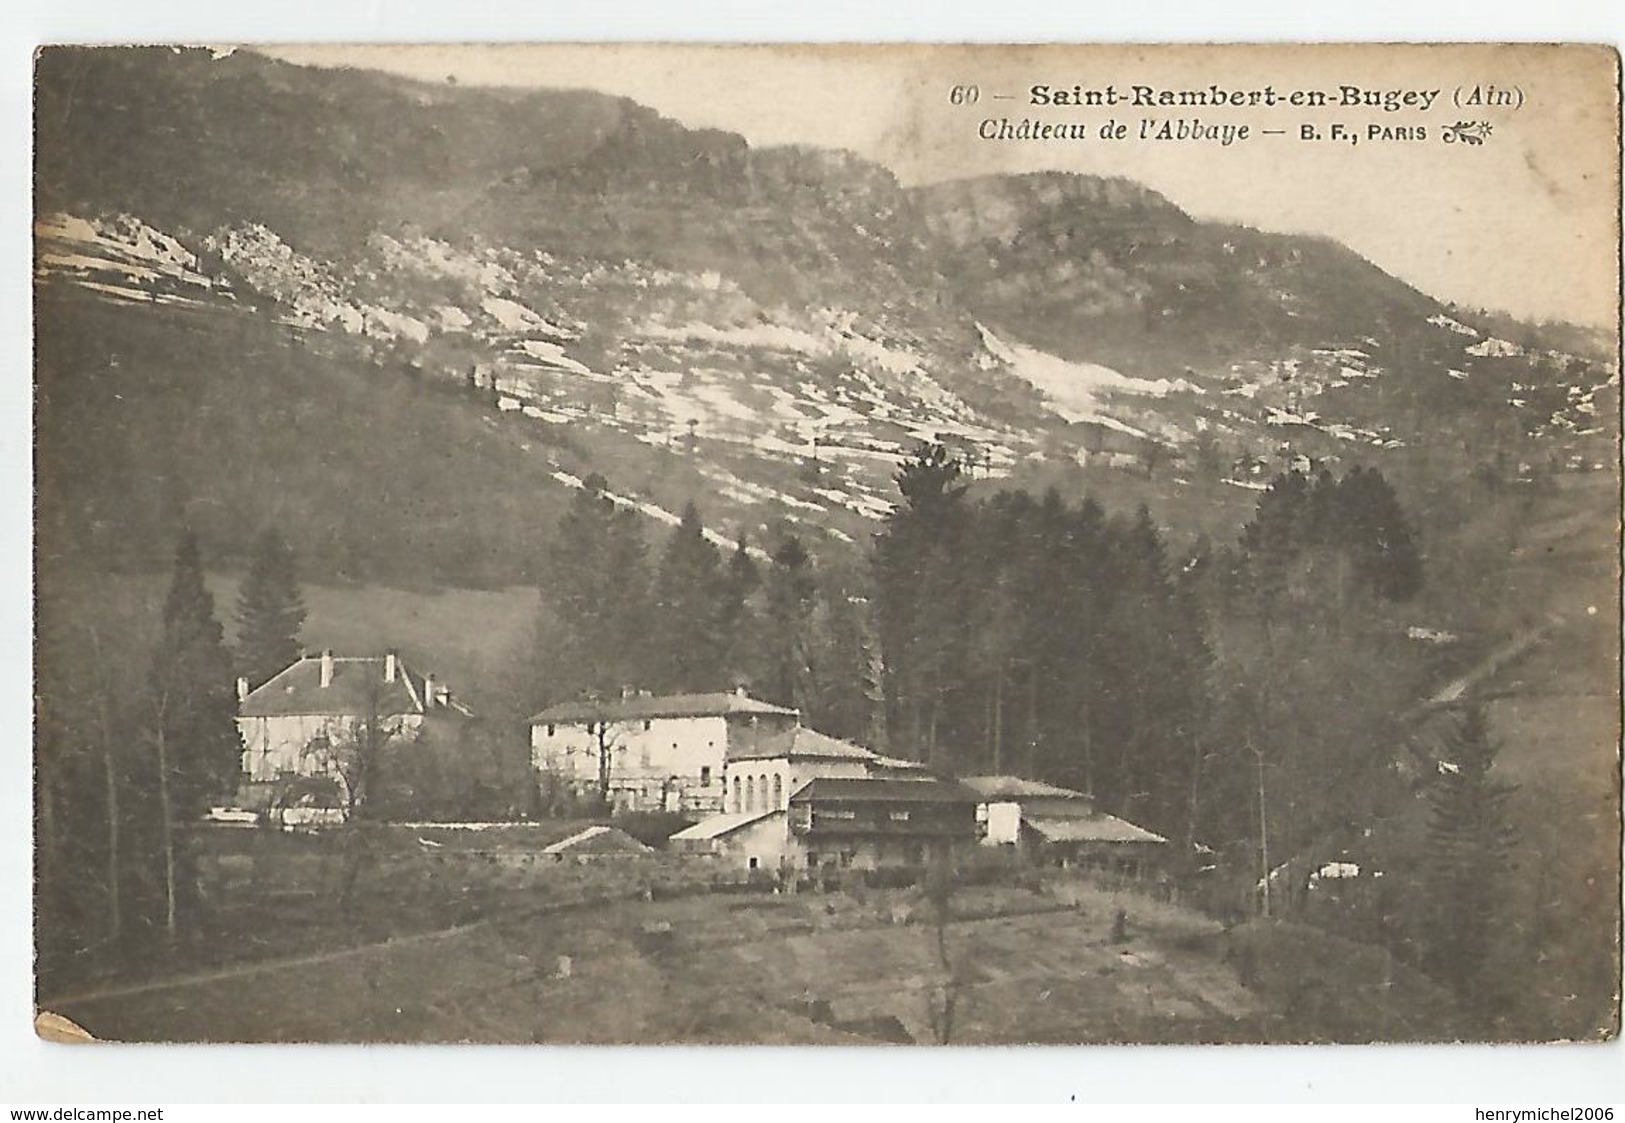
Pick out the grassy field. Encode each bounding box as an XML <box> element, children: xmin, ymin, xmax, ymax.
<box><xmin>48</xmin><ymin>862</ymin><xmax>1468</xmax><ymax>1045</ymax></box>
<box><xmin>43</xmin><ymin>568</ymin><xmax>542</xmax><ymax>717</ymax></box>
<box><xmin>205</xmin><ymin>572</ymin><xmax>539</xmax><ymax>715</ymax></box>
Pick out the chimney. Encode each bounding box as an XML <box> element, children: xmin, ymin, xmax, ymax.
<box><xmin>423</xmin><ymin>673</ymin><xmax>436</xmax><ymax>711</ymax></box>
<box><xmin>384</xmin><ymin>650</ymin><xmax>398</xmax><ymax>683</ymax></box>
<box><xmin>319</xmin><ymin>650</ymin><xmax>334</xmax><ymax>689</ymax></box>
<box><xmin>735</xmin><ymin>684</ymin><xmax>748</xmax><ymax>698</ymax></box>
<box><xmin>235</xmin><ymin>676</ymin><xmax>249</xmax><ymax>703</ymax></box>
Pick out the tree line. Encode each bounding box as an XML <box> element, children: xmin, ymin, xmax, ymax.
<box><xmin>531</xmin><ymin>473</ymin><xmax>873</xmax><ymax>744</ymax></box>
<box><xmin>531</xmin><ymin>446</ymin><xmax>1432</xmax><ymax>867</ymax></box>
<box><xmin>42</xmin><ymin>440</ymin><xmax>1521</xmax><ymax>1021</ymax></box>
<box><xmin>36</xmin><ymin>528</ymin><xmax>305</xmax><ymax>982</ymax></box>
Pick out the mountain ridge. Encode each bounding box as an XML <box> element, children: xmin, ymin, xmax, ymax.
<box><xmin>33</xmin><ymin>46</ymin><xmax>1617</xmax><ymax>586</ymax></box>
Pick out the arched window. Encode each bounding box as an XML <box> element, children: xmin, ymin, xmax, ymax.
<box><xmin>745</xmin><ymin>775</ymin><xmax>756</xmax><ymax>812</ymax></box>
<box><xmin>772</xmin><ymin>774</ymin><xmax>783</xmax><ymax>809</ymax></box>
<box><xmin>759</xmin><ymin>774</ymin><xmax>770</xmax><ymax>810</ymax></box>
<box><xmin>732</xmin><ymin>775</ymin><xmax>742</xmax><ymax>813</ymax></box>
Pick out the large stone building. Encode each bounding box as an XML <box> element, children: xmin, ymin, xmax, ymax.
<box><xmin>527</xmin><ymin>688</ymin><xmax>798</xmax><ymax>814</ymax></box>
<box><xmin>234</xmin><ymin>650</ymin><xmax>472</xmax><ymax>820</ymax></box>
<box><xmin>236</xmin><ymin>650</ymin><xmax>468</xmax><ymax>784</ymax></box>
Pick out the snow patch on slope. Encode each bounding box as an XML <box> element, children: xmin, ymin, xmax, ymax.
<box><xmin>1468</xmin><ymin>337</ymin><xmax>1524</xmax><ymax>359</ymax></box>
<box><xmin>976</xmin><ymin>324</ymin><xmax>1201</xmax><ymax>427</ymax></box>
<box><xmin>1427</xmin><ymin>314</ymin><xmax>1480</xmax><ymax>338</ymax></box>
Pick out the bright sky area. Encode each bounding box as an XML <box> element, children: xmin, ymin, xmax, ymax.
<box><xmin>264</xmin><ymin>43</ymin><xmax>1619</xmax><ymax>331</ymax></box>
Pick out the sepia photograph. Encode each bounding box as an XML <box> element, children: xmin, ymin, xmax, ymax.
<box><xmin>29</xmin><ymin>40</ymin><xmax>1621</xmax><ymax>1050</ymax></box>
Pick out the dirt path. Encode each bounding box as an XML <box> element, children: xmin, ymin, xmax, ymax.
<box><xmin>42</xmin><ymin>915</ymin><xmax>495</xmax><ymax>1014</ymax></box>
<box><xmin>42</xmin><ymin>884</ymin><xmax>636</xmax><ymax>1015</ymax></box>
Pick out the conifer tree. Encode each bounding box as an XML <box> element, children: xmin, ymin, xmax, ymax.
<box><xmin>651</xmin><ymin>502</ymin><xmax>726</xmax><ymax>692</ymax></box>
<box><xmin>236</xmin><ymin>527</ymin><xmax>306</xmax><ymax>688</ymax></box>
<box><xmin>873</xmin><ymin>443</ymin><xmax>970</xmax><ymax>762</ymax></box>
<box><xmin>1335</xmin><ymin>466</ymin><xmax>1424</xmax><ymax>601</ymax></box>
<box><xmin>718</xmin><ymin>536</ymin><xmax>762</xmax><ymax>687</ymax></box>
<box><xmin>147</xmin><ymin>531</ymin><xmax>241</xmax><ymax>938</ymax></box>
<box><xmin>763</xmin><ymin>533</ymin><xmax>819</xmax><ymax>712</ymax></box>
<box><xmin>1423</xmin><ymin>705</ymin><xmax>1519</xmax><ymax>1008</ymax></box>
<box><xmin>812</xmin><ymin>571</ymin><xmax>877</xmax><ymax>743</ymax></box>
<box><xmin>539</xmin><ymin>475</ymin><xmax>651</xmax><ymax>701</ymax></box>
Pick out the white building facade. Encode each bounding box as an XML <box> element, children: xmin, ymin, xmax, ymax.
<box><xmin>235</xmin><ymin>650</ymin><xmax>461</xmax><ymax>783</ymax></box>
<box><xmin>528</xmin><ymin>690</ymin><xmax>798</xmax><ymax>814</ymax></box>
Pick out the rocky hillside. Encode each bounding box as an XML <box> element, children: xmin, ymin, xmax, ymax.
<box><xmin>34</xmin><ymin>47</ymin><xmax>1616</xmax><ymax>584</ymax></box>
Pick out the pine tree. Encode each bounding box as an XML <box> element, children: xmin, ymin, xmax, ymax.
<box><xmin>964</xmin><ymin>494</ymin><xmax>1025</xmax><ymax>776</ymax></box>
<box><xmin>154</xmin><ymin>533</ymin><xmax>242</xmax><ymax>803</ymax></box>
<box><xmin>873</xmin><ymin>443</ymin><xmax>970</xmax><ymax>762</ymax></box>
<box><xmin>650</xmin><ymin>502</ymin><xmax>726</xmax><ymax>692</ymax></box>
<box><xmin>236</xmin><ymin>527</ymin><xmax>306</xmax><ymax>687</ymax></box>
<box><xmin>1238</xmin><ymin>469</ymin><xmax>1313</xmax><ymax>619</ymax></box>
<box><xmin>763</xmin><ymin>533</ymin><xmax>819</xmax><ymax>712</ymax></box>
<box><xmin>1097</xmin><ymin>505</ymin><xmax>1180</xmax><ymax>818</ymax></box>
<box><xmin>1049</xmin><ymin>494</ymin><xmax>1110</xmax><ymax>791</ymax></box>
<box><xmin>718</xmin><ymin>536</ymin><xmax>762</xmax><ymax>687</ymax></box>
<box><xmin>539</xmin><ymin>476</ymin><xmax>651</xmax><ymax>701</ymax></box>
<box><xmin>1422</xmin><ymin>705</ymin><xmax>1520</xmax><ymax>1009</ymax></box>
<box><xmin>812</xmin><ymin>572</ymin><xmax>877</xmax><ymax>743</ymax></box>
<box><xmin>147</xmin><ymin>532</ymin><xmax>242</xmax><ymax>938</ymax></box>
<box><xmin>1334</xmin><ymin>466</ymin><xmax>1424</xmax><ymax>601</ymax></box>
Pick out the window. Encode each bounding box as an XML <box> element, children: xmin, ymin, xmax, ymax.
<box><xmin>745</xmin><ymin>776</ymin><xmax>756</xmax><ymax>812</ymax></box>
<box><xmin>772</xmin><ymin>774</ymin><xmax>783</xmax><ymax>809</ymax></box>
<box><xmin>733</xmin><ymin>776</ymin><xmax>742</xmax><ymax>813</ymax></box>
<box><xmin>748</xmin><ymin>857</ymin><xmax>759</xmax><ymax>870</ymax></box>
<box><xmin>820</xmin><ymin>808</ymin><xmax>857</xmax><ymax>821</ymax></box>
<box><xmin>546</xmin><ymin>724</ymin><xmax>555</xmax><ymax>737</ymax></box>
<box><xmin>889</xmin><ymin>810</ymin><xmax>911</xmax><ymax>822</ymax></box>
<box><xmin>643</xmin><ymin>719</ymin><xmax>652</xmax><ymax>731</ymax></box>
<box><xmin>700</xmin><ymin>766</ymin><xmax>712</xmax><ymax>787</ymax></box>
<box><xmin>640</xmin><ymin>744</ymin><xmax>651</xmax><ymax>768</ymax></box>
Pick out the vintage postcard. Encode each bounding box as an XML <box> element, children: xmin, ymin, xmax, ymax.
<box><xmin>31</xmin><ymin>42</ymin><xmax>1620</xmax><ymax>1045</ymax></box>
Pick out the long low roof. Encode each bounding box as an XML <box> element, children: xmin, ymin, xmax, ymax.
<box><xmin>540</xmin><ymin>824</ymin><xmax>652</xmax><ymax>855</ymax></box>
<box><xmin>729</xmin><ymin>725</ymin><xmax>916</xmax><ymax>765</ymax></box>
<box><xmin>864</xmin><ymin>753</ymin><xmax>930</xmax><ymax>773</ymax></box>
<box><xmin>1027</xmin><ymin>815</ymin><xmax>1167</xmax><ymax>845</ymax></box>
<box><xmin>529</xmin><ymin>692</ymin><xmax>797</xmax><ymax>724</ymax></box>
<box><xmin>669</xmin><ymin>808</ymin><xmax>784</xmax><ymax>841</ymax></box>
<box><xmin>959</xmin><ymin>774</ymin><xmax>1091</xmax><ymax>801</ymax></box>
<box><xmin>788</xmin><ymin>777</ymin><xmax>978</xmax><ymax>804</ymax></box>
